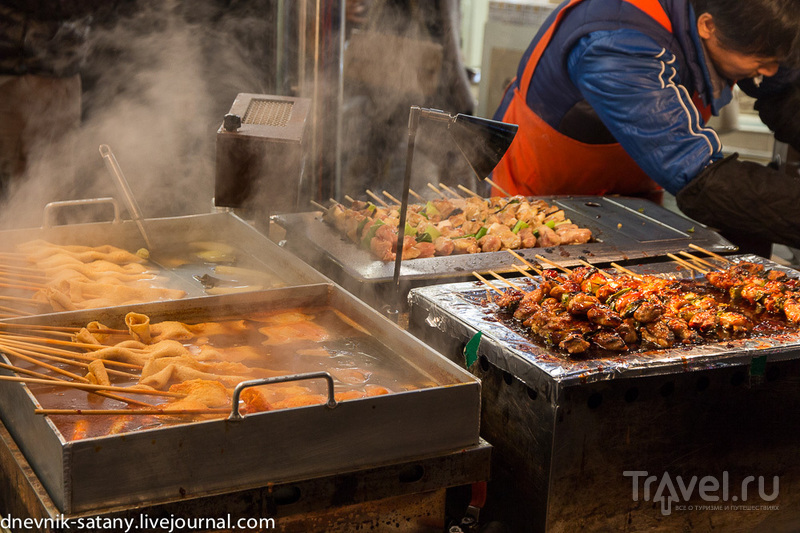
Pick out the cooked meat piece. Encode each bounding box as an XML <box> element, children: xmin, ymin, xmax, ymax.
<box><xmin>536</xmin><ymin>225</ymin><xmax>561</xmax><ymax>247</ymax></box>
<box><xmin>591</xmin><ymin>331</ymin><xmax>627</xmax><ymax>351</ymax></box>
<box><xmin>640</xmin><ymin>321</ymin><xmax>675</xmax><ymax>348</ymax></box>
<box><xmin>478</xmin><ymin>234</ymin><xmax>503</xmax><ymax>252</ymax></box>
<box><xmin>565</xmin><ymin>293</ymin><xmax>601</xmax><ymax>315</ymax></box>
<box><xmin>434</xmin><ymin>236</ymin><xmax>455</xmax><ymax>256</ymax></box>
<box><xmin>452</xmin><ymin>237</ymin><xmax>480</xmax><ymax>254</ymax></box>
<box><xmin>587</xmin><ymin>306</ymin><xmax>623</xmax><ymax>327</ymax></box>
<box><xmin>558</xmin><ymin>332</ymin><xmax>590</xmax><ymax>354</ymax></box>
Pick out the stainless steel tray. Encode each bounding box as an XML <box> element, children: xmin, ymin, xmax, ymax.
<box><xmin>0</xmin><ymin>284</ymin><xmax>481</xmax><ymax>514</ymax></box>
<box><xmin>274</xmin><ymin>196</ymin><xmax>735</xmax><ymax>285</ymax></box>
<box><xmin>0</xmin><ymin>211</ymin><xmax>329</xmax><ymax>314</ymax></box>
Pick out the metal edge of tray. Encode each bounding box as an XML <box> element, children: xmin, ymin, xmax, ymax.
<box><xmin>407</xmin><ymin>255</ymin><xmax>800</xmax><ymax>391</ymax></box>
<box><xmin>273</xmin><ymin>196</ymin><xmax>735</xmax><ymax>285</ymax></box>
<box><xmin>0</xmin><ymin>284</ymin><xmax>481</xmax><ymax>514</ymax></box>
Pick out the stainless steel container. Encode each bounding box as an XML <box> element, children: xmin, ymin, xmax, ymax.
<box><xmin>274</xmin><ymin>196</ymin><xmax>734</xmax><ymax>309</ymax></box>
<box><xmin>408</xmin><ymin>256</ymin><xmax>800</xmax><ymax>532</ymax></box>
<box><xmin>0</xmin><ymin>209</ymin><xmax>329</xmax><ymax>315</ymax></box>
<box><xmin>0</xmin><ymin>284</ymin><xmax>481</xmax><ymax>514</ymax></box>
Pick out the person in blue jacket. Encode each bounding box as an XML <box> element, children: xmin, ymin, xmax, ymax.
<box><xmin>492</xmin><ymin>0</ymin><xmax>800</xmax><ymax>252</ymax></box>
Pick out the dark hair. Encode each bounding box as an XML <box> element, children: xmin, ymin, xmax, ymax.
<box><xmin>691</xmin><ymin>0</ymin><xmax>800</xmax><ymax>65</ymax></box>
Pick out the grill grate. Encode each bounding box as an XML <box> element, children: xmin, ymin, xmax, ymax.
<box><xmin>243</xmin><ymin>99</ymin><xmax>293</xmax><ymax>127</ymax></box>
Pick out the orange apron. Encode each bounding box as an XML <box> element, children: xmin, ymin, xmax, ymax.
<box><xmin>492</xmin><ymin>0</ymin><xmax>679</xmax><ymax>199</ymax></box>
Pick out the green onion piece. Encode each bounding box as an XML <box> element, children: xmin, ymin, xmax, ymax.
<box><xmin>475</xmin><ymin>226</ymin><xmax>488</xmax><ymax>240</ymax></box>
<box><xmin>545</xmin><ymin>220</ymin><xmax>556</xmax><ymax>229</ymax></box>
<box><xmin>511</xmin><ymin>220</ymin><xmax>529</xmax><ymax>234</ymax></box>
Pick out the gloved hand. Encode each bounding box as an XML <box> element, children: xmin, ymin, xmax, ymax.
<box><xmin>754</xmin><ymin>84</ymin><xmax>800</xmax><ymax>151</ymax></box>
<box><xmin>676</xmin><ymin>154</ymin><xmax>800</xmax><ymax>249</ymax></box>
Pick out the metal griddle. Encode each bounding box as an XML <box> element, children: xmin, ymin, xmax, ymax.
<box><xmin>0</xmin><ymin>284</ymin><xmax>481</xmax><ymax>514</ymax></box>
<box><xmin>274</xmin><ymin>196</ymin><xmax>734</xmax><ymax>307</ymax></box>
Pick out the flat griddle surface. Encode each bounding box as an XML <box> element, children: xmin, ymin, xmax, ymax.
<box><xmin>275</xmin><ymin>196</ymin><xmax>735</xmax><ymax>284</ymax></box>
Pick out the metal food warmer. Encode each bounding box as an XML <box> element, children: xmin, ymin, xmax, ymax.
<box><xmin>0</xmin><ymin>205</ymin><xmax>330</xmax><ymax>317</ymax></box>
<box><xmin>408</xmin><ymin>255</ymin><xmax>800</xmax><ymax>532</ymax></box>
<box><xmin>273</xmin><ymin>195</ymin><xmax>735</xmax><ymax>310</ymax></box>
<box><xmin>0</xmin><ymin>284</ymin><xmax>484</xmax><ymax>524</ymax></box>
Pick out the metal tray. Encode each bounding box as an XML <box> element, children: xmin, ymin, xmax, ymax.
<box><xmin>0</xmin><ymin>284</ymin><xmax>481</xmax><ymax>514</ymax></box>
<box><xmin>0</xmin><ymin>210</ymin><xmax>329</xmax><ymax>314</ymax></box>
<box><xmin>274</xmin><ymin>196</ymin><xmax>735</xmax><ymax>286</ymax></box>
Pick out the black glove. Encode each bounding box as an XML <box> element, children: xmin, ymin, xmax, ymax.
<box><xmin>754</xmin><ymin>84</ymin><xmax>800</xmax><ymax>151</ymax></box>
<box><xmin>676</xmin><ymin>154</ymin><xmax>800</xmax><ymax>250</ymax></box>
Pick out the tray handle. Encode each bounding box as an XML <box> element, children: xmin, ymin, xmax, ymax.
<box><xmin>42</xmin><ymin>197</ymin><xmax>122</xmax><ymax>228</ymax></box>
<box><xmin>228</xmin><ymin>371</ymin><xmax>338</xmax><ymax>420</ymax></box>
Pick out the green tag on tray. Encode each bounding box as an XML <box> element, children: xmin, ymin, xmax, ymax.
<box><xmin>464</xmin><ymin>331</ymin><xmax>482</xmax><ymax>368</ymax></box>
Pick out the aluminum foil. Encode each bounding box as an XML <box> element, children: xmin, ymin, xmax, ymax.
<box><xmin>409</xmin><ymin>254</ymin><xmax>800</xmax><ymax>387</ymax></box>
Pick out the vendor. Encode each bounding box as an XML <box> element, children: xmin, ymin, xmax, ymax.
<box><xmin>492</xmin><ymin>0</ymin><xmax>800</xmax><ymax>252</ymax></box>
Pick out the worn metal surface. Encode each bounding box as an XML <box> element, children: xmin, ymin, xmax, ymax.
<box><xmin>274</xmin><ymin>196</ymin><xmax>734</xmax><ymax>295</ymax></box>
<box><xmin>0</xmin><ymin>419</ymin><xmax>491</xmax><ymax>533</ymax></box>
<box><xmin>0</xmin><ymin>284</ymin><xmax>481</xmax><ymax>515</ymax></box>
<box><xmin>408</xmin><ymin>256</ymin><xmax>800</xmax><ymax>532</ymax></box>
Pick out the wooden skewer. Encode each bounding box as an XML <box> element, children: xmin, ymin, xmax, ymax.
<box><xmin>610</xmin><ymin>263</ymin><xmax>642</xmax><ymax>279</ymax></box>
<box><xmin>35</xmin><ymin>408</ymin><xmax>228</xmax><ymax>416</ymax></box>
<box><xmin>344</xmin><ymin>195</ymin><xmax>356</xmax><ymax>204</ymax></box>
<box><xmin>0</xmin><ymin>334</ymin><xmax>148</xmax><ymax>354</ymax></box>
<box><xmin>667</xmin><ymin>253</ymin><xmax>709</xmax><ymax>274</ymax></box>
<box><xmin>679</xmin><ymin>251</ymin><xmax>717</xmax><ymax>270</ymax></box>
<box><xmin>0</xmin><ymin>267</ymin><xmax>48</xmax><ymax>281</ymax></box>
<box><xmin>535</xmin><ymin>254</ymin><xmax>572</xmax><ymax>275</ymax></box>
<box><xmin>507</xmin><ymin>250</ymin><xmax>543</xmax><ymax>275</ymax></box>
<box><xmin>310</xmin><ymin>200</ymin><xmax>328</xmax><ymax>212</ymax></box>
<box><xmin>576</xmin><ymin>258</ymin><xmax>614</xmax><ymax>278</ymax></box>
<box><xmin>0</xmin><ymin>342</ymin><xmax>135</xmax><ymax>378</ymax></box>
<box><xmin>0</xmin><ymin>323</ymin><xmax>126</xmax><ymax>335</ymax></box>
<box><xmin>439</xmin><ymin>183</ymin><xmax>463</xmax><ymax>198</ymax></box>
<box><xmin>512</xmin><ymin>264</ymin><xmax>539</xmax><ymax>280</ymax></box>
<box><xmin>0</xmin><ymin>375</ymin><xmax>185</xmax><ymax>397</ymax></box>
<box><xmin>382</xmin><ymin>191</ymin><xmax>402</xmax><ymax>205</ymax></box>
<box><xmin>0</xmin><ymin>263</ymin><xmax>41</xmax><ymax>274</ymax></box>
<box><xmin>0</xmin><ymin>283</ymin><xmax>40</xmax><ymax>293</ymax></box>
<box><xmin>0</xmin><ymin>339</ymin><xmax>142</xmax><ymax>370</ymax></box>
<box><xmin>408</xmin><ymin>189</ymin><xmax>425</xmax><ymax>202</ymax></box>
<box><xmin>488</xmin><ymin>270</ymin><xmax>520</xmax><ymax>290</ymax></box>
<box><xmin>0</xmin><ymin>294</ymin><xmax>47</xmax><ymax>307</ymax></box>
<box><xmin>0</xmin><ymin>362</ymin><xmax>152</xmax><ymax>408</ymax></box>
<box><xmin>427</xmin><ymin>183</ymin><xmax>446</xmax><ymax>198</ymax></box>
<box><xmin>484</xmin><ymin>177</ymin><xmax>512</xmax><ymax>197</ymax></box>
<box><xmin>328</xmin><ymin>197</ymin><xmax>342</xmax><ymax>207</ymax></box>
<box><xmin>471</xmin><ymin>271</ymin><xmax>503</xmax><ymax>294</ymax></box>
<box><xmin>457</xmin><ymin>184</ymin><xmax>482</xmax><ymax>199</ymax></box>
<box><xmin>0</xmin><ymin>305</ymin><xmax>33</xmax><ymax>316</ymax></box>
<box><xmin>1</xmin><ymin>344</ymin><xmax>91</xmax><ymax>383</ymax></box>
<box><xmin>365</xmin><ymin>189</ymin><xmax>391</xmax><ymax>208</ymax></box>
<box><xmin>688</xmin><ymin>243</ymin><xmax>731</xmax><ymax>264</ymax></box>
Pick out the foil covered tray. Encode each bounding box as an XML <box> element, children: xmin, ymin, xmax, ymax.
<box><xmin>408</xmin><ymin>254</ymin><xmax>800</xmax><ymax>388</ymax></box>
<box><xmin>0</xmin><ymin>284</ymin><xmax>480</xmax><ymax>514</ymax></box>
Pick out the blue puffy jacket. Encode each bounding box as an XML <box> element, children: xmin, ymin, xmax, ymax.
<box><xmin>493</xmin><ymin>0</ymin><xmax>793</xmax><ymax>195</ymax></box>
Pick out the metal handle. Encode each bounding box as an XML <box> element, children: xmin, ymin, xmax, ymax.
<box><xmin>228</xmin><ymin>371</ymin><xmax>337</xmax><ymax>420</ymax></box>
<box><xmin>42</xmin><ymin>197</ymin><xmax>121</xmax><ymax>228</ymax></box>
<box><xmin>99</xmin><ymin>144</ymin><xmax>153</xmax><ymax>249</ymax></box>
